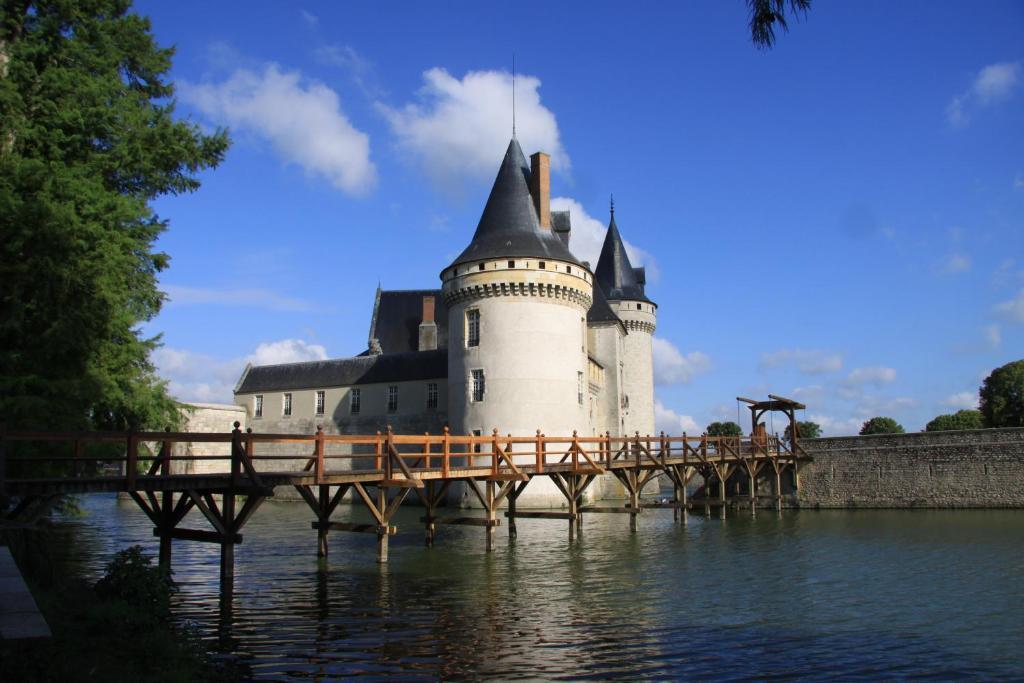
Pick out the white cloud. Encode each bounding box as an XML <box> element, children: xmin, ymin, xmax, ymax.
<box><xmin>760</xmin><ymin>348</ymin><xmax>843</xmax><ymax>374</ymax></box>
<box><xmin>1015</xmin><ymin>175</ymin><xmax>1024</xmax><ymax>190</ymax></box>
<box><xmin>654</xmin><ymin>400</ymin><xmax>701</xmax><ymax>435</ymax></box>
<box><xmin>550</xmin><ymin>197</ymin><xmax>658</xmax><ymax>278</ymax></box>
<box><xmin>807</xmin><ymin>413</ymin><xmax>862</xmax><ymax>437</ymax></box>
<box><xmin>941</xmin><ymin>392</ymin><xmax>978</xmax><ymax>410</ymax></box>
<box><xmin>942</xmin><ymin>253</ymin><xmax>972</xmax><ymax>274</ymax></box>
<box><xmin>845</xmin><ymin>366</ymin><xmax>897</xmax><ymax>386</ymax></box>
<box><xmin>163</xmin><ymin>284</ymin><xmax>316</xmax><ymax>313</ymax></box>
<box><xmin>947</xmin><ymin>61</ymin><xmax>1020</xmax><ymax>127</ymax></box>
<box><xmin>181</xmin><ymin>64</ymin><xmax>376</xmax><ymax>194</ymax></box>
<box><xmin>299</xmin><ymin>9</ymin><xmax>318</xmax><ymax>26</ymax></box>
<box><xmin>985</xmin><ymin>324</ymin><xmax>1002</xmax><ymax>349</ymax></box>
<box><xmin>380</xmin><ymin>68</ymin><xmax>567</xmax><ymax>188</ymax></box>
<box><xmin>994</xmin><ymin>288</ymin><xmax>1024</xmax><ymax>323</ymax></box>
<box><xmin>973</xmin><ymin>62</ymin><xmax>1020</xmax><ymax>103</ymax></box>
<box><xmin>652</xmin><ymin>337</ymin><xmax>712</xmax><ymax>385</ymax></box>
<box><xmin>154</xmin><ymin>339</ymin><xmax>329</xmax><ymax>404</ymax></box>
<box><xmin>247</xmin><ymin>339</ymin><xmax>327</xmax><ymax>366</ymax></box>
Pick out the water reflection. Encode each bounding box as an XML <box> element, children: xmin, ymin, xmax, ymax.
<box><xmin>40</xmin><ymin>496</ymin><xmax>1024</xmax><ymax>680</ymax></box>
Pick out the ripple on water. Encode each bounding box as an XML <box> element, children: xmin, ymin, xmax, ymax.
<box><xmin>43</xmin><ymin>496</ymin><xmax>1024</xmax><ymax>680</ymax></box>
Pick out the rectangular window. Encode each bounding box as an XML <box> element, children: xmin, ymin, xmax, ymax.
<box><xmin>350</xmin><ymin>388</ymin><xmax>361</xmax><ymax>414</ymax></box>
<box><xmin>539</xmin><ymin>261</ymin><xmax>546</xmax><ymax>269</ymax></box>
<box><xmin>478</xmin><ymin>263</ymin><xmax>485</xmax><ymax>271</ymax></box>
<box><xmin>566</xmin><ymin>266</ymin><xmax>572</xmax><ymax>274</ymax></box>
<box><xmin>387</xmin><ymin>385</ymin><xmax>399</xmax><ymax>413</ymax></box>
<box><xmin>315</xmin><ymin>390</ymin><xmax>325</xmax><ymax>416</ymax></box>
<box><xmin>283</xmin><ymin>392</ymin><xmax>292</xmax><ymax>416</ymax></box>
<box><xmin>427</xmin><ymin>382</ymin><xmax>438</xmax><ymax>410</ymax></box>
<box><xmin>507</xmin><ymin>260</ymin><xmax>515</xmax><ymax>268</ymax></box>
<box><xmin>254</xmin><ymin>394</ymin><xmax>263</xmax><ymax>418</ymax></box>
<box><xmin>472</xmin><ymin>429</ymin><xmax>482</xmax><ymax>454</ymax></box>
<box><xmin>471</xmin><ymin>369</ymin><xmax>485</xmax><ymax>402</ymax></box>
<box><xmin>578</xmin><ymin>371</ymin><xmax>584</xmax><ymax>405</ymax></box>
<box><xmin>466</xmin><ymin>309</ymin><xmax>480</xmax><ymax>347</ymax></box>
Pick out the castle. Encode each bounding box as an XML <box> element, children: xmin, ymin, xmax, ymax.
<box><xmin>233</xmin><ymin>138</ymin><xmax>657</xmax><ymax>503</ymax></box>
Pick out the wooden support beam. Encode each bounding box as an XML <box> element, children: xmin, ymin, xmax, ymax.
<box><xmin>421</xmin><ymin>516</ymin><xmax>501</xmax><ymax>527</ymax></box>
<box><xmin>156</xmin><ymin>527</ymin><xmax>241</xmax><ymax>544</ymax></box>
<box><xmin>312</xmin><ymin>521</ymin><xmax>397</xmax><ymax>535</ymax></box>
<box><xmin>503</xmin><ymin>511</ymin><xmax>575</xmax><ymax>520</ymax></box>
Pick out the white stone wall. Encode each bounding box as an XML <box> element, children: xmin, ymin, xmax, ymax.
<box><xmin>167</xmin><ymin>402</ymin><xmax>247</xmax><ymax>475</ymax></box>
<box><xmin>444</xmin><ymin>262</ymin><xmax>593</xmax><ymax>505</ymax></box>
<box><xmin>614</xmin><ymin>300</ymin><xmax>656</xmax><ymax>439</ymax></box>
<box><xmin>235</xmin><ymin>380</ymin><xmax>447</xmax><ymax>431</ymax></box>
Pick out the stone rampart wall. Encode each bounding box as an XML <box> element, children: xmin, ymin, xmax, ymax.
<box><xmin>797</xmin><ymin>428</ymin><xmax>1024</xmax><ymax>508</ymax></box>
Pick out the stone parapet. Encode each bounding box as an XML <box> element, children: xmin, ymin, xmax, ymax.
<box><xmin>797</xmin><ymin>427</ymin><xmax>1024</xmax><ymax>508</ymax></box>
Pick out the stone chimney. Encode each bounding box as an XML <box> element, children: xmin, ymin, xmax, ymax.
<box><xmin>418</xmin><ymin>295</ymin><xmax>437</xmax><ymax>351</ymax></box>
<box><xmin>529</xmin><ymin>152</ymin><xmax>551</xmax><ymax>229</ymax></box>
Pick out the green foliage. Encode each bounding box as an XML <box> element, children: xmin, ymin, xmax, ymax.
<box><xmin>925</xmin><ymin>409</ymin><xmax>984</xmax><ymax>432</ymax></box>
<box><xmin>785</xmin><ymin>420</ymin><xmax>821</xmax><ymax>441</ymax></box>
<box><xmin>979</xmin><ymin>360</ymin><xmax>1024</xmax><ymax>428</ymax></box>
<box><xmin>706</xmin><ymin>421</ymin><xmax>743</xmax><ymax>437</ymax></box>
<box><xmin>859</xmin><ymin>416</ymin><xmax>905</xmax><ymax>435</ymax></box>
<box><xmin>747</xmin><ymin>0</ymin><xmax>812</xmax><ymax>49</ymax></box>
<box><xmin>94</xmin><ymin>545</ymin><xmax>176</xmax><ymax>622</ymax></box>
<box><xmin>0</xmin><ymin>1</ymin><xmax>228</xmax><ymax>431</ymax></box>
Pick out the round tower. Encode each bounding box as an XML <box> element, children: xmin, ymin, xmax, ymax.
<box><xmin>441</xmin><ymin>139</ymin><xmax>592</xmax><ymax>505</ymax></box>
<box><xmin>593</xmin><ymin>205</ymin><xmax>657</xmax><ymax>439</ymax></box>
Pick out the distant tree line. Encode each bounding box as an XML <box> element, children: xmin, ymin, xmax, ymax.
<box><xmin>861</xmin><ymin>359</ymin><xmax>1024</xmax><ymax>435</ymax></box>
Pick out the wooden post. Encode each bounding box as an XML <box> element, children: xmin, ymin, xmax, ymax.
<box><xmin>424</xmin><ymin>481</ymin><xmax>436</xmax><ymax>547</ymax></box>
<box><xmin>220</xmin><ymin>491</ymin><xmax>236</xmax><ymax>588</ymax></box>
<box><xmin>424</xmin><ymin>432</ymin><xmax>430</xmax><ymax>470</ymax></box>
<box><xmin>535</xmin><ymin>430</ymin><xmax>544</xmax><ymax>473</ymax></box>
<box><xmin>318</xmin><ymin>484</ymin><xmax>329</xmax><ymax>557</ymax></box>
<box><xmin>159</xmin><ymin>426</ymin><xmax>173</xmax><ymax>569</ymax></box>
<box><xmin>508</xmin><ymin>483</ymin><xmax>518</xmax><ymax>539</ymax></box>
<box><xmin>230</xmin><ymin>424</ymin><xmax>242</xmax><ymax>488</ymax></box>
<box><xmin>374</xmin><ymin>431</ymin><xmax>383</xmax><ymax>471</ymax></box>
<box><xmin>442</xmin><ymin>426</ymin><xmax>450</xmax><ymax>478</ymax></box>
<box><xmin>775</xmin><ymin>467</ymin><xmax>783</xmax><ymax>512</ymax></box>
<box><xmin>377</xmin><ymin>485</ymin><xmax>389</xmax><ymax>563</ymax></box>
<box><xmin>491</xmin><ymin>429</ymin><xmax>500</xmax><ymax>477</ymax></box>
<box><xmin>485</xmin><ymin>480</ymin><xmax>496</xmax><ymax>552</ymax></box>
<box><xmin>569</xmin><ymin>479</ymin><xmax>577</xmax><ymax>540</ymax></box>
<box><xmin>315</xmin><ymin>425</ymin><xmax>325</xmax><ymax>484</ymax></box>
<box><xmin>629</xmin><ymin>472</ymin><xmax>639</xmax><ymax>532</ymax></box>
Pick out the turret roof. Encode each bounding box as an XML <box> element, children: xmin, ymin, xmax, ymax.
<box><xmin>594</xmin><ymin>210</ymin><xmax>652</xmax><ymax>304</ymax></box>
<box><xmin>448</xmin><ymin>138</ymin><xmax>582</xmax><ymax>269</ymax></box>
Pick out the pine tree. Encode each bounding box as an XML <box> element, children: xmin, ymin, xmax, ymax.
<box><xmin>0</xmin><ymin>0</ymin><xmax>228</xmax><ymax>430</ymax></box>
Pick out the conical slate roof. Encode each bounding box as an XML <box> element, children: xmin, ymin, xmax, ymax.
<box><xmin>586</xmin><ymin>280</ymin><xmax>622</xmax><ymax>325</ymax></box>
<box><xmin>449</xmin><ymin>139</ymin><xmax>582</xmax><ymax>268</ymax></box>
<box><xmin>594</xmin><ymin>211</ymin><xmax>652</xmax><ymax>303</ymax></box>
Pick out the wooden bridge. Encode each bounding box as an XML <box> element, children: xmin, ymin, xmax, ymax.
<box><xmin>0</xmin><ymin>417</ymin><xmax>810</xmax><ymax>590</ymax></box>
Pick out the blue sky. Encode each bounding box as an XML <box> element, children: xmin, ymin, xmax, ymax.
<box><xmin>138</xmin><ymin>1</ymin><xmax>1024</xmax><ymax>435</ymax></box>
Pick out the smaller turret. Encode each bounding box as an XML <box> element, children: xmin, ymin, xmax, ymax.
<box><xmin>594</xmin><ymin>204</ymin><xmax>656</xmax><ymax>438</ymax></box>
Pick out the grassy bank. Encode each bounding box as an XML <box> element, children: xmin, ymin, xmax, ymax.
<box><xmin>1</xmin><ymin>537</ymin><xmax>243</xmax><ymax>682</ymax></box>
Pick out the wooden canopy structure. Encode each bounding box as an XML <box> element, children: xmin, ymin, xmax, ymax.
<box><xmin>737</xmin><ymin>394</ymin><xmax>806</xmax><ymax>442</ymax></box>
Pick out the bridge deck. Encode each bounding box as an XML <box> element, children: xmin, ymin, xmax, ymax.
<box><xmin>1</xmin><ymin>426</ymin><xmax>810</xmax><ymax>585</ymax></box>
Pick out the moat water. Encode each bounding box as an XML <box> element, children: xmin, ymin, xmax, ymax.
<box><xmin>40</xmin><ymin>494</ymin><xmax>1024</xmax><ymax>680</ymax></box>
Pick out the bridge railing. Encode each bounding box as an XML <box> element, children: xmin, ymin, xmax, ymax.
<box><xmin>0</xmin><ymin>426</ymin><xmax>802</xmax><ymax>494</ymax></box>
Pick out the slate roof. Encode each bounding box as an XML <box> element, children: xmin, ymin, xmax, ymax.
<box><xmin>594</xmin><ymin>211</ymin><xmax>653</xmax><ymax>304</ymax></box>
<box><xmin>369</xmin><ymin>289</ymin><xmax>448</xmax><ymax>353</ymax></box>
<box><xmin>587</xmin><ymin>282</ymin><xmax>624</xmax><ymax>327</ymax></box>
<box><xmin>235</xmin><ymin>349</ymin><xmax>448</xmax><ymax>394</ymax></box>
<box><xmin>449</xmin><ymin>139</ymin><xmax>583</xmax><ymax>268</ymax></box>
